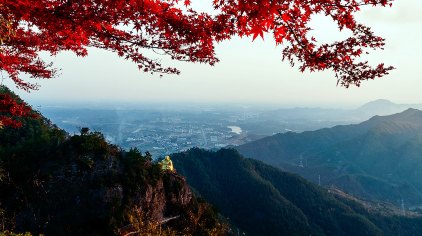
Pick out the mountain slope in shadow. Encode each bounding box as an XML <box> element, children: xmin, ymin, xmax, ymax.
<box><xmin>173</xmin><ymin>148</ymin><xmax>422</xmax><ymax>236</ymax></box>
<box><xmin>236</xmin><ymin>109</ymin><xmax>422</xmax><ymax>206</ymax></box>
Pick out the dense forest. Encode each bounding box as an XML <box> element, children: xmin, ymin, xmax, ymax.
<box><xmin>237</xmin><ymin>109</ymin><xmax>422</xmax><ymax>206</ymax></box>
<box><xmin>0</xmin><ymin>88</ymin><xmax>227</xmax><ymax>235</ymax></box>
<box><xmin>172</xmin><ymin>148</ymin><xmax>422</xmax><ymax>236</ymax></box>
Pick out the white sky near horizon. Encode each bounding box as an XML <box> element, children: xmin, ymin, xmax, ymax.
<box><xmin>3</xmin><ymin>0</ymin><xmax>422</xmax><ymax>109</ymax></box>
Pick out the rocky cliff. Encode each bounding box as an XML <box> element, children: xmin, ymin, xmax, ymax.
<box><xmin>0</xmin><ymin>88</ymin><xmax>227</xmax><ymax>235</ymax></box>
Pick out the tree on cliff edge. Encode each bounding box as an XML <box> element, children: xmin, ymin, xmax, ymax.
<box><xmin>0</xmin><ymin>0</ymin><xmax>394</xmax><ymax>127</ymax></box>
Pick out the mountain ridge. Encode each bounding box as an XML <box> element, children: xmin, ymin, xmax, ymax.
<box><xmin>172</xmin><ymin>148</ymin><xmax>422</xmax><ymax>236</ymax></box>
<box><xmin>237</xmin><ymin>108</ymin><xmax>422</xmax><ymax>206</ymax></box>
<box><xmin>0</xmin><ymin>87</ymin><xmax>227</xmax><ymax>235</ymax></box>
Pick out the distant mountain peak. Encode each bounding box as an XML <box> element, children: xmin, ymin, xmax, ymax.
<box><xmin>402</xmin><ymin>107</ymin><xmax>421</xmax><ymax>113</ymax></box>
<box><xmin>355</xmin><ymin>99</ymin><xmax>422</xmax><ymax>118</ymax></box>
<box><xmin>390</xmin><ymin>108</ymin><xmax>422</xmax><ymax>120</ymax></box>
<box><xmin>386</xmin><ymin>107</ymin><xmax>422</xmax><ymax>117</ymax></box>
<box><xmin>366</xmin><ymin>107</ymin><xmax>422</xmax><ymax>124</ymax></box>
<box><xmin>358</xmin><ymin>99</ymin><xmax>396</xmax><ymax>109</ymax></box>
<box><xmin>368</xmin><ymin>98</ymin><xmax>394</xmax><ymax>104</ymax></box>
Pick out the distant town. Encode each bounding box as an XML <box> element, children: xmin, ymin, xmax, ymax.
<box><xmin>113</xmin><ymin>117</ymin><xmax>250</xmax><ymax>157</ymax></box>
<box><xmin>39</xmin><ymin>99</ymin><xmax>410</xmax><ymax>158</ymax></box>
<box><xmin>41</xmin><ymin>106</ymin><xmax>265</xmax><ymax>158</ymax></box>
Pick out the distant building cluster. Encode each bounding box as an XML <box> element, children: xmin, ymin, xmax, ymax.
<box><xmin>119</xmin><ymin>117</ymin><xmax>245</xmax><ymax>158</ymax></box>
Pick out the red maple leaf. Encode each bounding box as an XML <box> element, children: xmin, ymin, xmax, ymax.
<box><xmin>0</xmin><ymin>0</ymin><xmax>395</xmax><ymax>127</ymax></box>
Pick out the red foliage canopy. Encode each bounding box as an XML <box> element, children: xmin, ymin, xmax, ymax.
<box><xmin>0</xmin><ymin>0</ymin><xmax>394</xmax><ymax>127</ymax></box>
<box><xmin>0</xmin><ymin>92</ymin><xmax>34</xmax><ymax>128</ymax></box>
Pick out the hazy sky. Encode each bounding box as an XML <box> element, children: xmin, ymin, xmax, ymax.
<box><xmin>4</xmin><ymin>0</ymin><xmax>422</xmax><ymax>108</ymax></box>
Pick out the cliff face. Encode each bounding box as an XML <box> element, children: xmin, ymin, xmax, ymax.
<box><xmin>130</xmin><ymin>174</ymin><xmax>193</xmax><ymax>223</ymax></box>
<box><xmin>0</xmin><ymin>93</ymin><xmax>226</xmax><ymax>236</ymax></box>
<box><xmin>1</xmin><ymin>133</ymin><xmax>201</xmax><ymax>235</ymax></box>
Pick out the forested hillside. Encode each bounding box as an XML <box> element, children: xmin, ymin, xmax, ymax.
<box><xmin>0</xmin><ymin>88</ymin><xmax>227</xmax><ymax>235</ymax></box>
<box><xmin>237</xmin><ymin>109</ymin><xmax>422</xmax><ymax>206</ymax></box>
<box><xmin>172</xmin><ymin>148</ymin><xmax>422</xmax><ymax>236</ymax></box>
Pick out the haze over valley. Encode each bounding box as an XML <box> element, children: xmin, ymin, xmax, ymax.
<box><xmin>38</xmin><ymin>99</ymin><xmax>422</xmax><ymax>158</ymax></box>
<box><xmin>4</xmin><ymin>76</ymin><xmax>422</xmax><ymax>233</ymax></box>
